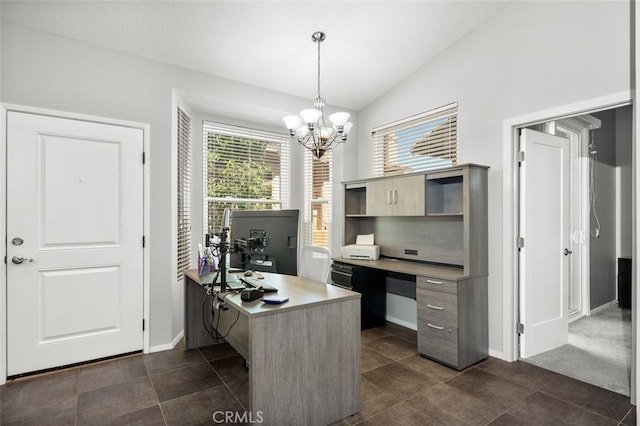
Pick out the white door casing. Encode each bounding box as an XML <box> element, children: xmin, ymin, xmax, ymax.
<box><xmin>7</xmin><ymin>111</ymin><xmax>144</xmax><ymax>375</ymax></box>
<box><xmin>519</xmin><ymin>128</ymin><xmax>571</xmax><ymax>358</ymax></box>
<box><xmin>554</xmin><ymin>116</ymin><xmax>598</xmax><ymax>321</ymax></box>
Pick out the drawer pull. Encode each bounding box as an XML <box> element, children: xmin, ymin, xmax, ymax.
<box><xmin>427</xmin><ymin>304</ymin><xmax>444</xmax><ymax>310</ymax></box>
<box><xmin>426</xmin><ymin>279</ymin><xmax>444</xmax><ymax>285</ymax></box>
<box><xmin>427</xmin><ymin>323</ymin><xmax>444</xmax><ymax>330</ymax></box>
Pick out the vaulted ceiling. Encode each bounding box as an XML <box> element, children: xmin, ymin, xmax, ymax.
<box><xmin>1</xmin><ymin>1</ymin><xmax>510</xmax><ymax>111</ymax></box>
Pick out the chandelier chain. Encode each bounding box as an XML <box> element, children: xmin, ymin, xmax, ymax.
<box><xmin>317</xmin><ymin>35</ymin><xmax>321</xmax><ymax>100</ymax></box>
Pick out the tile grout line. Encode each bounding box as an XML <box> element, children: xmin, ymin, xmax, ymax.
<box><xmin>142</xmin><ymin>354</ymin><xmax>169</xmax><ymax>426</ymax></box>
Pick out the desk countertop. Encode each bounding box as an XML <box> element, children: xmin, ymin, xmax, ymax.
<box><xmin>184</xmin><ymin>269</ymin><xmax>360</xmax><ymax>318</ymax></box>
<box><xmin>332</xmin><ymin>257</ymin><xmax>470</xmax><ymax>280</ymax></box>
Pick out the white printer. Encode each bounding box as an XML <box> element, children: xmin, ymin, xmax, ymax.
<box><xmin>340</xmin><ymin>233</ymin><xmax>380</xmax><ymax>260</ymax></box>
<box><xmin>340</xmin><ymin>244</ymin><xmax>380</xmax><ymax>260</ymax></box>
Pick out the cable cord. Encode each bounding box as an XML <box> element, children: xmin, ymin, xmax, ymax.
<box><xmin>589</xmin><ymin>132</ymin><xmax>601</xmax><ymax>238</ymax></box>
<box><xmin>213</xmin><ymin>292</ymin><xmax>240</xmax><ymax>339</ymax></box>
<box><xmin>201</xmin><ymin>290</ymin><xmax>240</xmax><ymax>344</ymax></box>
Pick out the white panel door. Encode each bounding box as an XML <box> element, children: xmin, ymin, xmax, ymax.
<box><xmin>519</xmin><ymin>128</ymin><xmax>571</xmax><ymax>358</ymax></box>
<box><xmin>7</xmin><ymin>111</ymin><xmax>144</xmax><ymax>375</ymax></box>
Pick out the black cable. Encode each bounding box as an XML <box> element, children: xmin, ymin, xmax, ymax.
<box><xmin>201</xmin><ymin>290</ymin><xmax>214</xmax><ymax>338</ymax></box>
<box><xmin>215</xmin><ymin>292</ymin><xmax>241</xmax><ymax>339</ymax></box>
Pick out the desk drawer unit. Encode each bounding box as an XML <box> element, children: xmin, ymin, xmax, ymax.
<box><xmin>420</xmin><ymin>323</ymin><xmax>459</xmax><ymax>367</ymax></box>
<box><xmin>417</xmin><ymin>288</ymin><xmax>457</xmax><ymax>326</ymax></box>
<box><xmin>416</xmin><ymin>276</ymin><xmax>457</xmax><ymax>295</ymax></box>
<box><xmin>417</xmin><ymin>274</ymin><xmax>488</xmax><ymax>370</ymax></box>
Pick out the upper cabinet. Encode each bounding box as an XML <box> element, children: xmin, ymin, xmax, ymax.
<box><xmin>342</xmin><ymin>164</ymin><xmax>488</xmax><ymax>276</ymax></box>
<box><xmin>366</xmin><ymin>174</ymin><xmax>425</xmax><ymax>216</ymax></box>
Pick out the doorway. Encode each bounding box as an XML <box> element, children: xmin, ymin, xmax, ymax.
<box><xmin>4</xmin><ymin>109</ymin><xmax>148</xmax><ymax>377</ymax></box>
<box><xmin>517</xmin><ymin>105</ymin><xmax>633</xmax><ymax>396</ymax></box>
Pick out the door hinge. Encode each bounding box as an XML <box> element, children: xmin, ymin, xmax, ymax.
<box><xmin>142</xmin><ymin>236</ymin><xmax>146</xmax><ymax>248</ymax></box>
<box><xmin>142</xmin><ymin>319</ymin><xmax>145</xmax><ymax>331</ymax></box>
<box><xmin>517</xmin><ymin>237</ymin><xmax>525</xmax><ymax>249</ymax></box>
<box><xmin>517</xmin><ymin>323</ymin><xmax>524</xmax><ymax>334</ymax></box>
<box><xmin>142</xmin><ymin>152</ymin><xmax>146</xmax><ymax>164</ymax></box>
<box><xmin>518</xmin><ymin>151</ymin><xmax>525</xmax><ymax>162</ymax></box>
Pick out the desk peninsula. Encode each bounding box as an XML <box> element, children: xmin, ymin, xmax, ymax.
<box><xmin>184</xmin><ymin>269</ymin><xmax>361</xmax><ymax>426</ymax></box>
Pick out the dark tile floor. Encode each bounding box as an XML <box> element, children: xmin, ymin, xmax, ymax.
<box><xmin>0</xmin><ymin>323</ymin><xmax>636</xmax><ymax>425</ymax></box>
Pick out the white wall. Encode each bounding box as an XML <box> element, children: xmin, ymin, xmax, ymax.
<box><xmin>0</xmin><ymin>22</ymin><xmax>356</xmax><ymax>349</ymax></box>
<box><xmin>0</xmin><ymin>1</ymin><xmax>632</xmax><ymax>363</ymax></box>
<box><xmin>355</xmin><ymin>1</ymin><xmax>630</xmax><ymax>358</ymax></box>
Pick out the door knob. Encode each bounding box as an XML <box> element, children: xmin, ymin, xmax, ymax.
<box><xmin>12</xmin><ymin>256</ymin><xmax>34</xmax><ymax>264</ymax></box>
<box><xmin>563</xmin><ymin>248</ymin><xmax>573</xmax><ymax>256</ymax></box>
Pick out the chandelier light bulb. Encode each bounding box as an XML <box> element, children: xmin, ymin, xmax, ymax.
<box><xmin>282</xmin><ymin>31</ymin><xmax>353</xmax><ymax>159</ymax></box>
<box><xmin>300</xmin><ymin>109</ymin><xmax>323</xmax><ymax>125</ymax></box>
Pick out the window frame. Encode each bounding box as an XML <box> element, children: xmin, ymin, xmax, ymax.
<box><xmin>202</xmin><ymin>121</ymin><xmax>291</xmax><ymax>239</ymax></box>
<box><xmin>177</xmin><ymin>106</ymin><xmax>192</xmax><ymax>281</ymax></box>
<box><xmin>303</xmin><ymin>149</ymin><xmax>332</xmax><ymax>250</ymax></box>
<box><xmin>372</xmin><ymin>102</ymin><xmax>458</xmax><ymax>177</ymax></box>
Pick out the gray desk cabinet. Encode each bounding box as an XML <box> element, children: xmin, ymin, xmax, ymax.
<box><xmin>342</xmin><ymin>163</ymin><xmax>488</xmax><ymax>370</ymax></box>
<box><xmin>366</xmin><ymin>174</ymin><xmax>425</xmax><ymax>216</ymax></box>
<box><xmin>417</xmin><ymin>275</ymin><xmax>488</xmax><ymax>370</ymax></box>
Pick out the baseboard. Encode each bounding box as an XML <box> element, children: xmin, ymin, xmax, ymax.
<box><xmin>385</xmin><ymin>315</ymin><xmax>417</xmax><ymax>331</ymax></box>
<box><xmin>149</xmin><ymin>330</ymin><xmax>184</xmax><ymax>353</ymax></box>
<box><xmin>488</xmin><ymin>348</ymin><xmax>512</xmax><ymax>362</ymax></box>
<box><xmin>590</xmin><ymin>300</ymin><xmax>618</xmax><ymax>315</ymax></box>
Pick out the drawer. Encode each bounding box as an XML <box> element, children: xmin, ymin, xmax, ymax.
<box><xmin>418</xmin><ymin>323</ymin><xmax>458</xmax><ymax>367</ymax></box>
<box><xmin>417</xmin><ymin>288</ymin><xmax>457</xmax><ymax>327</ymax></box>
<box><xmin>331</xmin><ymin>269</ymin><xmax>352</xmax><ymax>287</ymax></box>
<box><xmin>417</xmin><ymin>275</ymin><xmax>457</xmax><ymax>295</ymax></box>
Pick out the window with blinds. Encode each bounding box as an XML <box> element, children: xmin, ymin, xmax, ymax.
<box><xmin>372</xmin><ymin>102</ymin><xmax>458</xmax><ymax>176</ymax></box>
<box><xmin>177</xmin><ymin>106</ymin><xmax>192</xmax><ymax>281</ymax></box>
<box><xmin>304</xmin><ymin>150</ymin><xmax>332</xmax><ymax>250</ymax></box>
<box><xmin>203</xmin><ymin>122</ymin><xmax>290</xmax><ymax>236</ymax></box>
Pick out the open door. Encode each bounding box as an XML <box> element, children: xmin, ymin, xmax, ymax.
<box><xmin>519</xmin><ymin>128</ymin><xmax>572</xmax><ymax>358</ymax></box>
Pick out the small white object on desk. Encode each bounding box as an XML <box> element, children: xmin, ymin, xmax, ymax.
<box><xmin>341</xmin><ymin>233</ymin><xmax>380</xmax><ymax>260</ymax></box>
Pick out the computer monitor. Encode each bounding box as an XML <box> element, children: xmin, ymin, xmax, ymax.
<box><xmin>230</xmin><ymin>209</ymin><xmax>300</xmax><ymax>276</ymax></box>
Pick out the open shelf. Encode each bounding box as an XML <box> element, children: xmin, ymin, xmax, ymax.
<box><xmin>426</xmin><ymin>174</ymin><xmax>463</xmax><ymax>215</ymax></box>
<box><xmin>345</xmin><ymin>184</ymin><xmax>367</xmax><ymax>216</ymax></box>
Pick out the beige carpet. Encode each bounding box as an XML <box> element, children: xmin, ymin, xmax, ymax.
<box><xmin>524</xmin><ymin>303</ymin><xmax>631</xmax><ymax>396</ymax></box>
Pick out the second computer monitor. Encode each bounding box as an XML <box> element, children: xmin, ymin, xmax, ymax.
<box><xmin>230</xmin><ymin>209</ymin><xmax>299</xmax><ymax>276</ymax></box>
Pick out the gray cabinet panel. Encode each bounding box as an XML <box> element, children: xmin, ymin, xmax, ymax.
<box><xmin>416</xmin><ymin>274</ymin><xmax>487</xmax><ymax>370</ymax></box>
<box><xmin>418</xmin><ymin>324</ymin><xmax>459</xmax><ymax>367</ymax></box>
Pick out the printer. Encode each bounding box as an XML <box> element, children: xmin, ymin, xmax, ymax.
<box><xmin>340</xmin><ymin>233</ymin><xmax>380</xmax><ymax>260</ymax></box>
<box><xmin>340</xmin><ymin>244</ymin><xmax>380</xmax><ymax>260</ymax></box>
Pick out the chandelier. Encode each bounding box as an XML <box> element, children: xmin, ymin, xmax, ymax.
<box><xmin>283</xmin><ymin>31</ymin><xmax>353</xmax><ymax>159</ymax></box>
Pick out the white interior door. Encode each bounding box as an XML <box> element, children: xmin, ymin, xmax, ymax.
<box><xmin>7</xmin><ymin>111</ymin><xmax>144</xmax><ymax>375</ymax></box>
<box><xmin>519</xmin><ymin>128</ymin><xmax>571</xmax><ymax>358</ymax></box>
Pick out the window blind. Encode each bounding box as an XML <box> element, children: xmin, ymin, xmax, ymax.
<box><xmin>372</xmin><ymin>102</ymin><xmax>458</xmax><ymax>176</ymax></box>
<box><xmin>203</xmin><ymin>122</ymin><xmax>290</xmax><ymax>235</ymax></box>
<box><xmin>304</xmin><ymin>150</ymin><xmax>332</xmax><ymax>250</ymax></box>
<box><xmin>177</xmin><ymin>106</ymin><xmax>192</xmax><ymax>281</ymax></box>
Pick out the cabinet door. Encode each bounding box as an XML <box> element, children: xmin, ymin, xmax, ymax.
<box><xmin>392</xmin><ymin>175</ymin><xmax>425</xmax><ymax>216</ymax></box>
<box><xmin>366</xmin><ymin>179</ymin><xmax>393</xmax><ymax>216</ymax></box>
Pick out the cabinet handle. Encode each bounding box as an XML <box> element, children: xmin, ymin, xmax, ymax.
<box><xmin>427</xmin><ymin>323</ymin><xmax>444</xmax><ymax>330</ymax></box>
<box><xmin>426</xmin><ymin>279</ymin><xmax>444</xmax><ymax>285</ymax></box>
<box><xmin>393</xmin><ymin>190</ymin><xmax>398</xmax><ymax>204</ymax></box>
<box><xmin>387</xmin><ymin>190</ymin><xmax>392</xmax><ymax>205</ymax></box>
<box><xmin>427</xmin><ymin>304</ymin><xmax>444</xmax><ymax>310</ymax></box>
